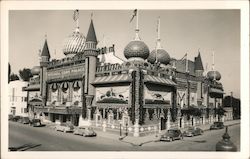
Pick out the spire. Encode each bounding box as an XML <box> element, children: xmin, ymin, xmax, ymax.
<box><xmin>86</xmin><ymin>17</ymin><xmax>97</xmax><ymax>43</ymax></box>
<box><xmin>41</xmin><ymin>37</ymin><xmax>50</xmax><ymax>59</ymax></box>
<box><xmin>212</xmin><ymin>51</ymin><xmax>216</xmax><ymax>81</ymax></box>
<box><xmin>156</xmin><ymin>16</ymin><xmax>161</xmax><ymax>49</ymax></box>
<box><xmin>155</xmin><ymin>16</ymin><xmax>161</xmax><ymax>63</ymax></box>
<box><xmin>130</xmin><ymin>9</ymin><xmax>140</xmax><ymax>40</ymax></box>
<box><xmin>194</xmin><ymin>50</ymin><xmax>204</xmax><ymax>71</ymax></box>
<box><xmin>73</xmin><ymin>9</ymin><xmax>80</xmax><ymax>32</ymax></box>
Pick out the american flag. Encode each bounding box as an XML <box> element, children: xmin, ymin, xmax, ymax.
<box><xmin>130</xmin><ymin>9</ymin><xmax>137</xmax><ymax>23</ymax></box>
<box><xmin>73</xmin><ymin>10</ymin><xmax>79</xmax><ymax>21</ymax></box>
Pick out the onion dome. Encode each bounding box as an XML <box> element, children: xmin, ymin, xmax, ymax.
<box><xmin>63</xmin><ymin>30</ymin><xmax>85</xmax><ymax>57</ymax></box>
<box><xmin>207</xmin><ymin>70</ymin><xmax>221</xmax><ymax>81</ymax></box>
<box><xmin>63</xmin><ymin>10</ymin><xmax>85</xmax><ymax>57</ymax></box>
<box><xmin>148</xmin><ymin>49</ymin><xmax>170</xmax><ymax>65</ymax></box>
<box><xmin>31</xmin><ymin>66</ymin><xmax>40</xmax><ymax>75</ymax></box>
<box><xmin>124</xmin><ymin>40</ymin><xmax>150</xmax><ymax>60</ymax></box>
<box><xmin>123</xmin><ymin>9</ymin><xmax>149</xmax><ymax>61</ymax></box>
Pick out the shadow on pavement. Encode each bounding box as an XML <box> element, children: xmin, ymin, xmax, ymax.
<box><xmin>9</xmin><ymin>143</ymin><xmax>42</xmax><ymax>151</ymax></box>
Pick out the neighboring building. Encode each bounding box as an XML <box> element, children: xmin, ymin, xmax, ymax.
<box><xmin>9</xmin><ymin>80</ymin><xmax>28</xmax><ymax>117</ymax></box>
<box><xmin>25</xmin><ymin>10</ymin><xmax>227</xmax><ymax>136</ymax></box>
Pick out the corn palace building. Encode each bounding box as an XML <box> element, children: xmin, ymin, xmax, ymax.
<box><xmin>24</xmin><ymin>10</ymin><xmax>233</xmax><ymax>137</ymax></box>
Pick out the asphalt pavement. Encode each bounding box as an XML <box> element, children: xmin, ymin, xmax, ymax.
<box><xmin>9</xmin><ymin>121</ymin><xmax>240</xmax><ymax>151</ymax></box>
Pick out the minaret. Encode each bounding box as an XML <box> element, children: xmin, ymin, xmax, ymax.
<box><xmin>84</xmin><ymin>15</ymin><xmax>98</xmax><ymax>96</ymax></box>
<box><xmin>40</xmin><ymin>36</ymin><xmax>51</xmax><ymax>106</ymax></box>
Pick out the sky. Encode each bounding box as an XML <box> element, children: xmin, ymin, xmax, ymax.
<box><xmin>9</xmin><ymin>10</ymin><xmax>240</xmax><ymax>98</ymax></box>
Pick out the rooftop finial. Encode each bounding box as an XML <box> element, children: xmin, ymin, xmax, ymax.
<box><xmin>130</xmin><ymin>9</ymin><xmax>140</xmax><ymax>40</ymax></box>
<box><xmin>91</xmin><ymin>12</ymin><xmax>93</xmax><ymax>20</ymax></box>
<box><xmin>45</xmin><ymin>34</ymin><xmax>47</xmax><ymax>40</ymax></box>
<box><xmin>73</xmin><ymin>9</ymin><xmax>79</xmax><ymax>32</ymax></box>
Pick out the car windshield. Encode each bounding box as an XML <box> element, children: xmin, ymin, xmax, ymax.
<box><xmin>33</xmin><ymin>119</ymin><xmax>40</xmax><ymax>122</ymax></box>
<box><xmin>167</xmin><ymin>130</ymin><xmax>176</xmax><ymax>134</ymax></box>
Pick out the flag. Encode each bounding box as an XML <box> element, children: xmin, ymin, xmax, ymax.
<box><xmin>180</xmin><ymin>53</ymin><xmax>187</xmax><ymax>61</ymax></box>
<box><xmin>73</xmin><ymin>9</ymin><xmax>79</xmax><ymax>21</ymax></box>
<box><xmin>130</xmin><ymin>9</ymin><xmax>137</xmax><ymax>23</ymax></box>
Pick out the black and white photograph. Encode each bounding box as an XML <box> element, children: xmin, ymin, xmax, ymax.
<box><xmin>1</xmin><ymin>1</ymin><xmax>249</xmax><ymax>159</ymax></box>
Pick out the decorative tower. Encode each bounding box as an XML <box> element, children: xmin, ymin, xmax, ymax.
<box><xmin>195</xmin><ymin>50</ymin><xmax>204</xmax><ymax>106</ymax></box>
<box><xmin>123</xmin><ymin>9</ymin><xmax>149</xmax><ymax>136</ymax></box>
<box><xmin>40</xmin><ymin>37</ymin><xmax>51</xmax><ymax>106</ymax></box>
<box><xmin>82</xmin><ymin>15</ymin><xmax>98</xmax><ymax>124</ymax></box>
<box><xmin>84</xmin><ymin>15</ymin><xmax>98</xmax><ymax>96</ymax></box>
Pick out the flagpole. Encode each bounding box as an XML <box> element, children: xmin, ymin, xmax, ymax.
<box><xmin>185</xmin><ymin>53</ymin><xmax>188</xmax><ymax>73</ymax></box>
<box><xmin>135</xmin><ymin>9</ymin><xmax>140</xmax><ymax>40</ymax></box>
<box><xmin>212</xmin><ymin>51</ymin><xmax>215</xmax><ymax>81</ymax></box>
<box><xmin>156</xmin><ymin>17</ymin><xmax>161</xmax><ymax>64</ymax></box>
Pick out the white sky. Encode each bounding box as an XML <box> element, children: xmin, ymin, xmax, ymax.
<box><xmin>9</xmin><ymin>10</ymin><xmax>240</xmax><ymax>98</ymax></box>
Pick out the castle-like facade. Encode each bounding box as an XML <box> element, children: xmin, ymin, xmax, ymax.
<box><xmin>25</xmin><ymin>10</ymin><xmax>228</xmax><ymax>137</ymax></box>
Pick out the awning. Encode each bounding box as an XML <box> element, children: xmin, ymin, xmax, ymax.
<box><xmin>210</xmin><ymin>88</ymin><xmax>224</xmax><ymax>94</ymax></box>
<box><xmin>24</xmin><ymin>84</ymin><xmax>40</xmax><ymax>91</ymax></box>
<box><xmin>144</xmin><ymin>75</ymin><xmax>177</xmax><ymax>86</ymax></box>
<box><xmin>92</xmin><ymin>74</ymin><xmax>131</xmax><ymax>85</ymax></box>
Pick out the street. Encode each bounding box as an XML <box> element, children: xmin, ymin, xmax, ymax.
<box><xmin>9</xmin><ymin>121</ymin><xmax>240</xmax><ymax>151</ymax></box>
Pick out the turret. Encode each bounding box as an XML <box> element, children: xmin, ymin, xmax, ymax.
<box><xmin>40</xmin><ymin>37</ymin><xmax>51</xmax><ymax>105</ymax></box>
<box><xmin>84</xmin><ymin>16</ymin><xmax>98</xmax><ymax>96</ymax></box>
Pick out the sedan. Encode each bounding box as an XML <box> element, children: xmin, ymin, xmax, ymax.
<box><xmin>160</xmin><ymin>128</ymin><xmax>183</xmax><ymax>142</ymax></box>
<box><xmin>21</xmin><ymin>117</ymin><xmax>30</xmax><ymax>124</ymax></box>
<box><xmin>210</xmin><ymin>122</ymin><xmax>224</xmax><ymax>130</ymax></box>
<box><xmin>183</xmin><ymin>127</ymin><xmax>204</xmax><ymax>137</ymax></box>
<box><xmin>73</xmin><ymin>127</ymin><xmax>97</xmax><ymax>137</ymax></box>
<box><xmin>29</xmin><ymin>119</ymin><xmax>42</xmax><ymax>127</ymax></box>
<box><xmin>55</xmin><ymin>123</ymin><xmax>74</xmax><ymax>133</ymax></box>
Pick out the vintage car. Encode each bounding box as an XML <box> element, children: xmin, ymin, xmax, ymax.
<box><xmin>183</xmin><ymin>127</ymin><xmax>204</xmax><ymax>137</ymax></box>
<box><xmin>21</xmin><ymin>117</ymin><xmax>30</xmax><ymax>124</ymax></box>
<box><xmin>55</xmin><ymin>123</ymin><xmax>74</xmax><ymax>133</ymax></box>
<box><xmin>160</xmin><ymin>128</ymin><xmax>183</xmax><ymax>142</ymax></box>
<box><xmin>11</xmin><ymin>115</ymin><xmax>21</xmax><ymax>122</ymax></box>
<box><xmin>8</xmin><ymin>114</ymin><xmax>14</xmax><ymax>121</ymax></box>
<box><xmin>29</xmin><ymin>119</ymin><xmax>42</xmax><ymax>127</ymax></box>
<box><xmin>73</xmin><ymin>127</ymin><xmax>97</xmax><ymax>137</ymax></box>
<box><xmin>210</xmin><ymin>122</ymin><xmax>224</xmax><ymax>130</ymax></box>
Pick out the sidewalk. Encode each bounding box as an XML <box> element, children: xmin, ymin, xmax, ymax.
<box><xmin>94</xmin><ymin>119</ymin><xmax>241</xmax><ymax>146</ymax></box>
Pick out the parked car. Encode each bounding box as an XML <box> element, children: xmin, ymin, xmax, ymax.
<box><xmin>73</xmin><ymin>127</ymin><xmax>97</xmax><ymax>137</ymax></box>
<box><xmin>8</xmin><ymin>114</ymin><xmax>14</xmax><ymax>121</ymax></box>
<box><xmin>183</xmin><ymin>127</ymin><xmax>204</xmax><ymax>137</ymax></box>
<box><xmin>21</xmin><ymin>117</ymin><xmax>30</xmax><ymax>124</ymax></box>
<box><xmin>160</xmin><ymin>128</ymin><xmax>183</xmax><ymax>142</ymax></box>
<box><xmin>29</xmin><ymin>119</ymin><xmax>42</xmax><ymax>127</ymax></box>
<box><xmin>210</xmin><ymin>122</ymin><xmax>224</xmax><ymax>130</ymax></box>
<box><xmin>12</xmin><ymin>116</ymin><xmax>21</xmax><ymax>122</ymax></box>
<box><xmin>55</xmin><ymin>123</ymin><xmax>74</xmax><ymax>133</ymax></box>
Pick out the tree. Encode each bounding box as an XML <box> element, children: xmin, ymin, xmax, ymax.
<box><xmin>10</xmin><ymin>73</ymin><xmax>19</xmax><ymax>81</ymax></box>
<box><xmin>19</xmin><ymin>68</ymin><xmax>33</xmax><ymax>81</ymax></box>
